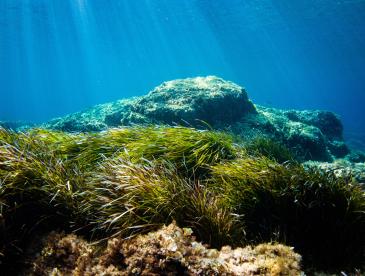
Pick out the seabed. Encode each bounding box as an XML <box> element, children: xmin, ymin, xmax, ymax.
<box><xmin>0</xmin><ymin>77</ymin><xmax>364</xmax><ymax>275</ymax></box>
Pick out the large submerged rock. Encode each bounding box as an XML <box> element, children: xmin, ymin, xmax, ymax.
<box><xmin>256</xmin><ymin>106</ymin><xmax>349</xmax><ymax>161</ymax></box>
<box><xmin>44</xmin><ymin>76</ymin><xmax>356</xmax><ymax>162</ymax></box>
<box><xmin>109</xmin><ymin>76</ymin><xmax>257</xmax><ymax>127</ymax></box>
<box><xmin>48</xmin><ymin>76</ymin><xmax>257</xmax><ymax>131</ymax></box>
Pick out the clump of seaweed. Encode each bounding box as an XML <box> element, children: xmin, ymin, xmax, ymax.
<box><xmin>29</xmin><ymin>222</ymin><xmax>302</xmax><ymax>275</ymax></box>
<box><xmin>211</xmin><ymin>157</ymin><xmax>365</xmax><ymax>270</ymax></box>
<box><xmin>245</xmin><ymin>136</ymin><xmax>295</xmax><ymax>163</ymax></box>
<box><xmin>42</xmin><ymin>126</ymin><xmax>237</xmax><ymax>177</ymax></box>
<box><xmin>0</xmin><ymin>128</ymin><xmax>88</xmax><ymax>270</ymax></box>
<box><xmin>83</xmin><ymin>158</ymin><xmax>242</xmax><ymax>248</ymax></box>
<box><xmin>122</xmin><ymin>127</ymin><xmax>236</xmax><ymax>176</ymax></box>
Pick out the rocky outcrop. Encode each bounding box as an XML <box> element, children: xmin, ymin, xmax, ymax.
<box><xmin>285</xmin><ymin>110</ymin><xmax>344</xmax><ymax>140</ymax></box>
<box><xmin>41</xmin><ymin>76</ymin><xmax>358</xmax><ymax>162</ymax></box>
<box><xmin>256</xmin><ymin>106</ymin><xmax>349</xmax><ymax>161</ymax></box>
<box><xmin>46</xmin><ymin>100</ymin><xmax>133</xmax><ymax>132</ymax></box>
<box><xmin>106</xmin><ymin>76</ymin><xmax>257</xmax><ymax>127</ymax></box>
<box><xmin>47</xmin><ymin>76</ymin><xmax>257</xmax><ymax>131</ymax></box>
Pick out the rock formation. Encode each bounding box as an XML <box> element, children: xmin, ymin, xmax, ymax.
<box><xmin>45</xmin><ymin>76</ymin><xmax>353</xmax><ymax>162</ymax></box>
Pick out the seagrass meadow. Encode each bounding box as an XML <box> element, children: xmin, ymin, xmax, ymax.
<box><xmin>2</xmin><ymin>0</ymin><xmax>365</xmax><ymax>273</ymax></box>
<box><xmin>0</xmin><ymin>126</ymin><xmax>364</xmax><ymax>275</ymax></box>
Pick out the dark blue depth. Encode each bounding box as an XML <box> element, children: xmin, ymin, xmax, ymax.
<box><xmin>0</xmin><ymin>0</ymin><xmax>364</xmax><ymax>136</ymax></box>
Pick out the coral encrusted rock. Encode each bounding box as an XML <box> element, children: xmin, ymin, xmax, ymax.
<box><xmin>28</xmin><ymin>222</ymin><xmax>302</xmax><ymax>275</ymax></box>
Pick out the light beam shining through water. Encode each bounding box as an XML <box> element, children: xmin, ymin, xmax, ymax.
<box><xmin>0</xmin><ymin>0</ymin><xmax>365</xmax><ymax>134</ymax></box>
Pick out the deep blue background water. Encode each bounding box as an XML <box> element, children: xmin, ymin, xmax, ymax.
<box><xmin>1</xmin><ymin>0</ymin><xmax>365</xmax><ymax>139</ymax></box>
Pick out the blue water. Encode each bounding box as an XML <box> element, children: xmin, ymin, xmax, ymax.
<box><xmin>1</xmin><ymin>0</ymin><xmax>365</xmax><ymax>137</ymax></box>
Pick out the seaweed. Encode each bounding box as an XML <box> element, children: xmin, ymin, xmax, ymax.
<box><xmin>245</xmin><ymin>136</ymin><xmax>296</xmax><ymax>163</ymax></box>
<box><xmin>0</xmin><ymin>126</ymin><xmax>363</xmax><ymax>273</ymax></box>
<box><xmin>0</xmin><ymin>128</ymin><xmax>88</xmax><ymax>271</ymax></box>
<box><xmin>0</xmin><ymin>126</ymin><xmax>237</xmax><ymax>270</ymax></box>
<box><xmin>81</xmin><ymin>158</ymin><xmax>242</xmax><ymax>248</ymax></box>
<box><xmin>211</xmin><ymin>158</ymin><xmax>365</xmax><ymax>270</ymax></box>
<box><xmin>52</xmin><ymin>126</ymin><xmax>236</xmax><ymax>175</ymax></box>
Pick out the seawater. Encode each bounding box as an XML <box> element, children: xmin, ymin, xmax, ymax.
<box><xmin>0</xmin><ymin>0</ymin><xmax>364</xmax><ymax>145</ymax></box>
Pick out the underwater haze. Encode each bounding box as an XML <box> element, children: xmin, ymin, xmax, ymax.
<box><xmin>1</xmin><ymin>0</ymin><xmax>365</xmax><ymax>137</ymax></box>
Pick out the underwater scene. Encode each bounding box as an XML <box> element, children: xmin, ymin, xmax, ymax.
<box><xmin>0</xmin><ymin>0</ymin><xmax>365</xmax><ymax>275</ymax></box>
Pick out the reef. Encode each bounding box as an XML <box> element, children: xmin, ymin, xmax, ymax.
<box><xmin>27</xmin><ymin>222</ymin><xmax>302</xmax><ymax>275</ymax></box>
<box><xmin>1</xmin><ymin>76</ymin><xmax>364</xmax><ymax>274</ymax></box>
<box><xmin>45</xmin><ymin>76</ymin><xmax>352</xmax><ymax>163</ymax></box>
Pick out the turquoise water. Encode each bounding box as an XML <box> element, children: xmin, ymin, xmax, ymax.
<box><xmin>1</xmin><ymin>0</ymin><xmax>365</xmax><ymax>138</ymax></box>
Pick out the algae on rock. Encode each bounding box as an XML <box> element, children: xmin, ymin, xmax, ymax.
<box><xmin>109</xmin><ymin>76</ymin><xmax>257</xmax><ymax>127</ymax></box>
<box><xmin>43</xmin><ymin>76</ymin><xmax>354</xmax><ymax>163</ymax></box>
<box><xmin>28</xmin><ymin>222</ymin><xmax>303</xmax><ymax>276</ymax></box>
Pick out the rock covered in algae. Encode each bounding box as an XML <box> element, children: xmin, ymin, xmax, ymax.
<box><xmin>106</xmin><ymin>76</ymin><xmax>257</xmax><ymax>127</ymax></box>
<box><xmin>29</xmin><ymin>222</ymin><xmax>302</xmax><ymax>275</ymax></box>
<box><xmin>45</xmin><ymin>100</ymin><xmax>133</xmax><ymax>132</ymax></box>
<box><xmin>304</xmin><ymin>159</ymin><xmax>365</xmax><ymax>184</ymax></box>
<box><xmin>43</xmin><ymin>75</ymin><xmax>355</xmax><ymax>162</ymax></box>
<box><xmin>47</xmin><ymin>76</ymin><xmax>257</xmax><ymax>131</ymax></box>
<box><xmin>284</xmin><ymin>109</ymin><xmax>344</xmax><ymax>140</ymax></box>
<box><xmin>256</xmin><ymin>106</ymin><xmax>348</xmax><ymax>161</ymax></box>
